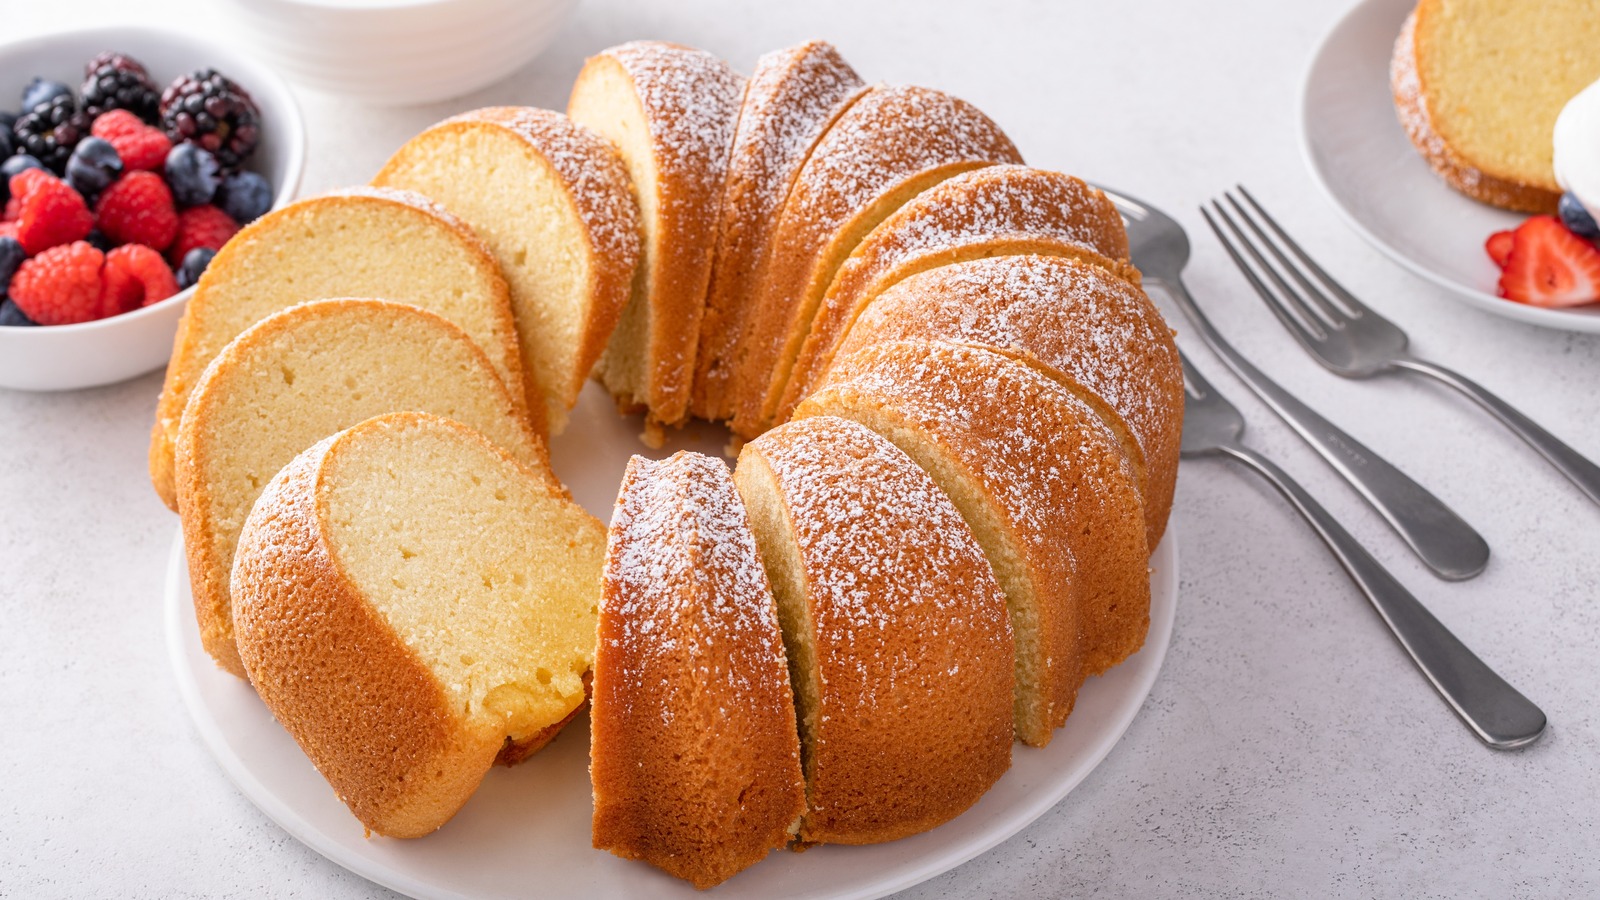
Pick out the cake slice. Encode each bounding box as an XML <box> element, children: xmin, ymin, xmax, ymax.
<box><xmin>149</xmin><ymin>186</ymin><xmax>537</xmax><ymax>511</ymax></box>
<box><xmin>567</xmin><ymin>42</ymin><xmax>746</xmax><ymax>441</ymax></box>
<box><xmin>176</xmin><ymin>299</ymin><xmax>549</xmax><ymax>678</ymax></box>
<box><xmin>591</xmin><ymin>451</ymin><xmax>805</xmax><ymax>888</ymax></box>
<box><xmin>232</xmin><ymin>412</ymin><xmax>605</xmax><ymax>839</ymax></box>
<box><xmin>691</xmin><ymin>40</ymin><xmax>866</xmax><ymax>422</ymax></box>
<box><xmin>1392</xmin><ymin>0</ymin><xmax>1600</xmax><ymax>213</ymax></box>
<box><xmin>373</xmin><ymin>107</ymin><xmax>641</xmax><ymax>432</ymax></box>
<box><xmin>796</xmin><ymin>341</ymin><xmax>1150</xmax><ymax>742</ymax></box>
<box><xmin>776</xmin><ymin>165</ymin><xmax>1139</xmax><ymax>422</ymax></box>
<box><xmin>733</xmin><ymin>416</ymin><xmax>1013</xmax><ymax>844</ymax></box>
<box><xmin>727</xmin><ymin>84</ymin><xmax>1022</xmax><ymax>438</ymax></box>
<box><xmin>831</xmin><ymin>255</ymin><xmax>1182</xmax><ymax>549</ymax></box>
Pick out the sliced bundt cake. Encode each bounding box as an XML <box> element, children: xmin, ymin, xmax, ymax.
<box><xmin>796</xmin><ymin>340</ymin><xmax>1150</xmax><ymax>740</ymax></box>
<box><xmin>733</xmin><ymin>415</ymin><xmax>1013</xmax><ymax>844</ymax></box>
<box><xmin>776</xmin><ymin>165</ymin><xmax>1139</xmax><ymax>422</ymax></box>
<box><xmin>727</xmin><ymin>84</ymin><xmax>1022</xmax><ymax>438</ymax></box>
<box><xmin>175</xmin><ymin>299</ymin><xmax>550</xmax><ymax>678</ymax></box>
<box><xmin>692</xmin><ymin>40</ymin><xmax>866</xmax><ymax>422</ymax></box>
<box><xmin>830</xmin><ymin>255</ymin><xmax>1182</xmax><ymax>549</ymax></box>
<box><xmin>232</xmin><ymin>412</ymin><xmax>605</xmax><ymax>839</ymax></box>
<box><xmin>150</xmin><ymin>186</ymin><xmax>536</xmax><ymax>510</ymax></box>
<box><xmin>567</xmin><ymin>41</ymin><xmax>746</xmax><ymax>441</ymax></box>
<box><xmin>592</xmin><ymin>451</ymin><xmax>805</xmax><ymax>888</ymax></box>
<box><xmin>373</xmin><ymin>107</ymin><xmax>641</xmax><ymax>431</ymax></box>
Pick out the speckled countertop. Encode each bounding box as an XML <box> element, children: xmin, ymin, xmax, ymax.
<box><xmin>4</xmin><ymin>0</ymin><xmax>1598</xmax><ymax>896</ymax></box>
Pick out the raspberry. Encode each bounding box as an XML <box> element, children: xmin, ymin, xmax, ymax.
<box><xmin>100</xmin><ymin>244</ymin><xmax>178</xmax><ymax>314</ymax></box>
<box><xmin>91</xmin><ymin>109</ymin><xmax>171</xmax><ymax>171</ymax></box>
<box><xmin>12</xmin><ymin>169</ymin><xmax>93</xmax><ymax>255</ymax></box>
<box><xmin>0</xmin><ymin>222</ymin><xmax>16</xmax><ymax>241</ymax></box>
<box><xmin>8</xmin><ymin>241</ymin><xmax>105</xmax><ymax>325</ymax></box>
<box><xmin>168</xmin><ymin>204</ymin><xmax>238</xmax><ymax>264</ymax></box>
<box><xmin>96</xmin><ymin>171</ymin><xmax>178</xmax><ymax>249</ymax></box>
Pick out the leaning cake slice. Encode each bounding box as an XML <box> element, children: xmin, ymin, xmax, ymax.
<box><xmin>232</xmin><ymin>412</ymin><xmax>605</xmax><ymax>839</ymax></box>
<box><xmin>374</xmin><ymin>107</ymin><xmax>641</xmax><ymax>433</ymax></box>
<box><xmin>149</xmin><ymin>186</ymin><xmax>536</xmax><ymax>510</ymax></box>
<box><xmin>175</xmin><ymin>299</ymin><xmax>548</xmax><ymax>678</ymax></box>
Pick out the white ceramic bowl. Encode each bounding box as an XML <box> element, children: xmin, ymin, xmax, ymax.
<box><xmin>222</xmin><ymin>0</ymin><xmax>579</xmax><ymax>106</ymax></box>
<box><xmin>0</xmin><ymin>26</ymin><xmax>304</xmax><ymax>392</ymax></box>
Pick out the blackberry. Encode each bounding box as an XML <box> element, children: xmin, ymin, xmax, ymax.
<box><xmin>84</xmin><ymin>229</ymin><xmax>115</xmax><ymax>253</ymax></box>
<box><xmin>13</xmin><ymin>96</ymin><xmax>92</xmax><ymax>174</ymax></box>
<box><xmin>160</xmin><ymin>69</ymin><xmax>260</xmax><ymax>171</ymax></box>
<box><xmin>81</xmin><ymin>51</ymin><xmax>160</xmax><ymax>123</ymax></box>
<box><xmin>0</xmin><ymin>127</ymin><xmax>11</xmax><ymax>161</ymax></box>
<box><xmin>0</xmin><ymin>111</ymin><xmax>15</xmax><ymax>133</ymax></box>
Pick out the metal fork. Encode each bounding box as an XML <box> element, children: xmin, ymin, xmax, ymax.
<box><xmin>1099</xmin><ymin>186</ymin><xmax>1489</xmax><ymax>581</ymax></box>
<box><xmin>1207</xmin><ymin>186</ymin><xmax>1600</xmax><ymax>508</ymax></box>
<box><xmin>1181</xmin><ymin>353</ymin><xmax>1546</xmax><ymax>750</ymax></box>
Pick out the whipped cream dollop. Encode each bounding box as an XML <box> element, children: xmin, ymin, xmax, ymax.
<box><xmin>1553</xmin><ymin>77</ymin><xmax>1600</xmax><ymax>217</ymax></box>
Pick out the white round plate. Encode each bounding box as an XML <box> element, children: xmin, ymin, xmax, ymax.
<box><xmin>165</xmin><ymin>384</ymin><xmax>1177</xmax><ymax>900</ymax></box>
<box><xmin>1300</xmin><ymin>0</ymin><xmax>1600</xmax><ymax>332</ymax></box>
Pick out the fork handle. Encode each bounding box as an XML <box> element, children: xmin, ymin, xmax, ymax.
<box><xmin>1221</xmin><ymin>444</ymin><xmax>1547</xmax><ymax>750</ymax></box>
<box><xmin>1395</xmin><ymin>357</ymin><xmax>1600</xmax><ymax>508</ymax></box>
<box><xmin>1159</xmin><ymin>275</ymin><xmax>1489</xmax><ymax>580</ymax></box>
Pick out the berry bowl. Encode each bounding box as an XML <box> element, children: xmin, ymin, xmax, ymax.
<box><xmin>0</xmin><ymin>26</ymin><xmax>304</xmax><ymax>392</ymax></box>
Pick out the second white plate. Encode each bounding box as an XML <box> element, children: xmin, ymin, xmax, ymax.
<box><xmin>1300</xmin><ymin>0</ymin><xmax>1600</xmax><ymax>332</ymax></box>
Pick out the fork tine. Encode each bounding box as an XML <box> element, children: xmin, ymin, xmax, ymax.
<box><xmin>1236</xmin><ymin>185</ymin><xmax>1371</xmax><ymax>318</ymax></box>
<box><xmin>1210</xmin><ymin>199</ymin><xmax>1334</xmax><ymax>337</ymax></box>
<box><xmin>1223</xmin><ymin>192</ymin><xmax>1349</xmax><ymax>327</ymax></box>
<box><xmin>1200</xmin><ymin>205</ymin><xmax>1328</xmax><ymax>346</ymax></box>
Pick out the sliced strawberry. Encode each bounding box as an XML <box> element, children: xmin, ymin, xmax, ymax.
<box><xmin>1485</xmin><ymin>230</ymin><xmax>1515</xmax><ymax>268</ymax></box>
<box><xmin>1498</xmin><ymin>216</ymin><xmax>1600</xmax><ymax>308</ymax></box>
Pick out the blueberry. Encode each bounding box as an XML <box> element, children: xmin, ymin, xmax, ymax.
<box><xmin>0</xmin><ymin>128</ymin><xmax>11</xmax><ymax>160</ymax></box>
<box><xmin>1558</xmin><ymin>192</ymin><xmax>1600</xmax><ymax>239</ymax></box>
<box><xmin>64</xmin><ymin>136</ymin><xmax>122</xmax><ymax>199</ymax></box>
<box><xmin>0</xmin><ymin>153</ymin><xmax>43</xmax><ymax>205</ymax></box>
<box><xmin>84</xmin><ymin>229</ymin><xmax>115</xmax><ymax>253</ymax></box>
<box><xmin>164</xmin><ymin>143</ymin><xmax>220</xmax><ymax>207</ymax></box>
<box><xmin>0</xmin><ymin>235</ymin><xmax>24</xmax><ymax>286</ymax></box>
<box><xmin>21</xmin><ymin>78</ymin><xmax>72</xmax><ymax>113</ymax></box>
<box><xmin>175</xmin><ymin>247</ymin><xmax>216</xmax><ymax>289</ymax></box>
<box><xmin>0</xmin><ymin>298</ymin><xmax>36</xmax><ymax>327</ymax></box>
<box><xmin>0</xmin><ymin>111</ymin><xmax>15</xmax><ymax>133</ymax></box>
<box><xmin>214</xmin><ymin>170</ymin><xmax>271</xmax><ymax>224</ymax></box>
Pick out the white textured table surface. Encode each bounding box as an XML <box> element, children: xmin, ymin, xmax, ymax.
<box><xmin>5</xmin><ymin>0</ymin><xmax>1598</xmax><ymax>896</ymax></box>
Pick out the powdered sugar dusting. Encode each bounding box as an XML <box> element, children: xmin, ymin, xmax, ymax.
<box><xmin>748</xmin><ymin>417</ymin><xmax>1010</xmax><ymax>712</ymax></box>
<box><xmin>600</xmin><ymin>452</ymin><xmax>788</xmax><ymax>729</ymax></box>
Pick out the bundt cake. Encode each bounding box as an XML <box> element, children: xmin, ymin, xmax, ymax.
<box><xmin>567</xmin><ymin>42</ymin><xmax>747</xmax><ymax>441</ymax></box>
<box><xmin>372</xmin><ymin>107</ymin><xmax>641</xmax><ymax>432</ymax></box>
<box><xmin>1392</xmin><ymin>0</ymin><xmax>1600</xmax><ymax>213</ymax></box>
<box><xmin>727</xmin><ymin>84</ymin><xmax>1023</xmax><ymax>438</ymax></box>
<box><xmin>829</xmin><ymin>254</ymin><xmax>1182</xmax><ymax>549</ymax></box>
<box><xmin>231</xmin><ymin>412</ymin><xmax>605</xmax><ymax>839</ymax></box>
<box><xmin>591</xmin><ymin>451</ymin><xmax>805</xmax><ymax>888</ymax></box>
<box><xmin>176</xmin><ymin>299</ymin><xmax>550</xmax><ymax>678</ymax></box>
<box><xmin>149</xmin><ymin>186</ymin><xmax>537</xmax><ymax>511</ymax></box>
<box><xmin>795</xmin><ymin>340</ymin><xmax>1150</xmax><ymax>738</ymax></box>
<box><xmin>776</xmin><ymin>165</ymin><xmax>1139</xmax><ymax>423</ymax></box>
<box><xmin>692</xmin><ymin>41</ymin><xmax>866</xmax><ymax>422</ymax></box>
<box><xmin>733</xmin><ymin>416</ymin><xmax>1014</xmax><ymax>844</ymax></box>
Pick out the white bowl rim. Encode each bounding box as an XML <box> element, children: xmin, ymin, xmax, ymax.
<box><xmin>0</xmin><ymin>24</ymin><xmax>306</xmax><ymax>334</ymax></box>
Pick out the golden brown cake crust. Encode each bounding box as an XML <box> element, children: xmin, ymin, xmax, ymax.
<box><xmin>737</xmin><ymin>416</ymin><xmax>1013</xmax><ymax>844</ymax></box>
<box><xmin>148</xmin><ymin>187</ymin><xmax>538</xmax><ymax>511</ymax></box>
<box><xmin>591</xmin><ymin>452</ymin><xmax>805</xmax><ymax>888</ymax></box>
<box><xmin>1391</xmin><ymin>8</ymin><xmax>1561</xmax><ymax>214</ymax></box>
<box><xmin>800</xmin><ymin>342</ymin><xmax>1150</xmax><ymax>735</ymax></box>
<box><xmin>376</xmin><ymin>107</ymin><xmax>642</xmax><ymax>422</ymax></box>
<box><xmin>777</xmin><ymin>165</ymin><xmax>1140</xmax><ymax>422</ymax></box>
<box><xmin>692</xmin><ymin>41</ymin><xmax>866</xmax><ymax>422</ymax></box>
<box><xmin>175</xmin><ymin>299</ymin><xmax>548</xmax><ymax>678</ymax></box>
<box><xmin>231</xmin><ymin>422</ymin><xmax>502</xmax><ymax>839</ymax></box>
<box><xmin>728</xmin><ymin>84</ymin><xmax>1023</xmax><ymax>438</ymax></box>
<box><xmin>832</xmin><ymin>255</ymin><xmax>1182</xmax><ymax>551</ymax></box>
<box><xmin>570</xmin><ymin>41</ymin><xmax>746</xmax><ymax>433</ymax></box>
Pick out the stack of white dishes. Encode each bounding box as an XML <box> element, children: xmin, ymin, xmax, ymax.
<box><xmin>221</xmin><ymin>0</ymin><xmax>579</xmax><ymax>105</ymax></box>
